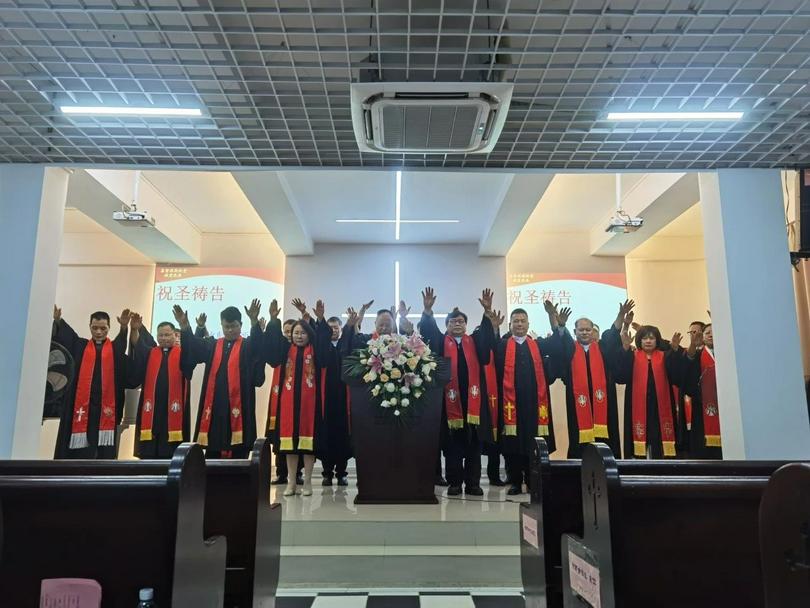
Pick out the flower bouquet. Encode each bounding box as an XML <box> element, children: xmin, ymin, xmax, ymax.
<box><xmin>343</xmin><ymin>332</ymin><xmax>438</xmax><ymax>419</ymax></box>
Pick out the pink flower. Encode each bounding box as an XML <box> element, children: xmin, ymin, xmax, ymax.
<box><xmin>382</xmin><ymin>341</ymin><xmax>402</xmax><ymax>359</ymax></box>
<box><xmin>403</xmin><ymin>373</ymin><xmax>417</xmax><ymax>387</ymax></box>
<box><xmin>368</xmin><ymin>355</ymin><xmax>383</xmax><ymax>373</ymax></box>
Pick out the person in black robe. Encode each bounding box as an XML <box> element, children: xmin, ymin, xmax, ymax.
<box><xmin>602</xmin><ymin>315</ymin><xmax>684</xmax><ymax>459</ymax></box>
<box><xmin>321</xmin><ymin>315</ymin><xmax>352</xmax><ymax>486</ymax></box>
<box><xmin>482</xmin><ymin>309</ymin><xmax>507</xmax><ymax>486</ymax></box>
<box><xmin>265</xmin><ymin>298</ymin><xmax>331</xmax><ymax>496</ymax></box>
<box><xmin>679</xmin><ymin>323</ymin><xmax>723</xmax><ymax>459</ymax></box>
<box><xmin>127</xmin><ymin>314</ymin><xmax>195</xmax><ymax>458</ymax></box>
<box><xmin>672</xmin><ymin>320</ymin><xmax>707</xmax><ymax>455</ymax></box>
<box><xmin>495</xmin><ymin>304</ymin><xmax>564</xmax><ymax>495</ymax></box>
<box><xmin>52</xmin><ymin>306</ymin><xmax>129</xmax><ymax>459</ymax></box>
<box><xmin>418</xmin><ymin>286</ymin><xmax>496</xmax><ymax>496</ymax></box>
<box><xmin>175</xmin><ymin>300</ymin><xmax>264</xmax><ymax>459</ymax></box>
<box><xmin>554</xmin><ymin>303</ymin><xmax>625</xmax><ymax>459</ymax></box>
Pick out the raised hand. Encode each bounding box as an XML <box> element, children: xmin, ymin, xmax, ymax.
<box><xmin>258</xmin><ymin>317</ymin><xmax>267</xmax><ymax>331</ymax></box>
<box><xmin>53</xmin><ymin>305</ymin><xmax>62</xmax><ymax>322</ymax></box>
<box><xmin>706</xmin><ymin>309</ymin><xmax>711</xmax><ymax>319</ymax></box>
<box><xmin>244</xmin><ymin>298</ymin><xmax>262</xmax><ymax>325</ymax></box>
<box><xmin>543</xmin><ymin>300</ymin><xmax>557</xmax><ymax>315</ymax></box>
<box><xmin>557</xmin><ymin>306</ymin><xmax>572</xmax><ymax>326</ymax></box>
<box><xmin>490</xmin><ymin>309</ymin><xmax>505</xmax><ymax>329</ymax></box>
<box><xmin>615</xmin><ymin>299</ymin><xmax>635</xmax><ymax>329</ymax></box>
<box><xmin>346</xmin><ymin>307</ymin><xmax>359</xmax><ymax>328</ymax></box>
<box><xmin>671</xmin><ymin>331</ymin><xmax>683</xmax><ymax>350</ymax></box>
<box><xmin>313</xmin><ymin>299</ymin><xmax>326</xmax><ymax>321</ymax></box>
<box><xmin>291</xmin><ymin>298</ymin><xmax>307</xmax><ymax>316</ymax></box>
<box><xmin>399</xmin><ymin>315</ymin><xmax>415</xmax><ymax>335</ymax></box>
<box><xmin>195</xmin><ymin>312</ymin><xmax>207</xmax><ymax>328</ymax></box>
<box><xmin>130</xmin><ymin>312</ymin><xmax>143</xmax><ymax>332</ymax></box>
<box><xmin>620</xmin><ymin>328</ymin><xmax>633</xmax><ymax>350</ymax></box>
<box><xmin>630</xmin><ymin>321</ymin><xmax>641</xmax><ymax>332</ymax></box>
<box><xmin>172</xmin><ymin>305</ymin><xmax>190</xmax><ymax>329</ymax></box>
<box><xmin>422</xmin><ymin>287</ymin><xmax>436</xmax><ymax>314</ymax></box>
<box><xmin>478</xmin><ymin>288</ymin><xmax>493</xmax><ymax>313</ymax></box>
<box><xmin>359</xmin><ymin>299</ymin><xmax>374</xmax><ymax>314</ymax></box>
<box><xmin>117</xmin><ymin>308</ymin><xmax>132</xmax><ymax>328</ymax></box>
<box><xmin>268</xmin><ymin>299</ymin><xmax>280</xmax><ymax>321</ymax></box>
<box><xmin>398</xmin><ymin>300</ymin><xmax>411</xmax><ymax>319</ymax></box>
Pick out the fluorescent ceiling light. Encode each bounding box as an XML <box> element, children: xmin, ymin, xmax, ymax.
<box><xmin>335</xmin><ymin>219</ymin><xmax>459</xmax><ymax>224</ymax></box>
<box><xmin>60</xmin><ymin>106</ymin><xmax>202</xmax><ymax>117</ymax></box>
<box><xmin>607</xmin><ymin>111</ymin><xmax>743</xmax><ymax>121</ymax></box>
<box><xmin>395</xmin><ymin>170</ymin><xmax>402</xmax><ymax>241</ymax></box>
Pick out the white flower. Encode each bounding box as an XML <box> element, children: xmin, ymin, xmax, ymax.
<box><xmin>401</xmin><ymin>398</ymin><xmax>410</xmax><ymax>407</ymax></box>
<box><xmin>414</xmin><ymin>390</ymin><xmax>422</xmax><ymax>399</ymax></box>
<box><xmin>385</xmin><ymin>383</ymin><xmax>396</xmax><ymax>393</ymax></box>
<box><xmin>421</xmin><ymin>363</ymin><xmax>432</xmax><ymax>375</ymax></box>
<box><xmin>396</xmin><ymin>354</ymin><xmax>407</xmax><ymax>365</ymax></box>
<box><xmin>389</xmin><ymin>397</ymin><xmax>397</xmax><ymax>406</ymax></box>
<box><xmin>363</xmin><ymin>371</ymin><xmax>377</xmax><ymax>383</ymax></box>
<box><xmin>401</xmin><ymin>387</ymin><xmax>410</xmax><ymax>395</ymax></box>
<box><xmin>381</xmin><ymin>400</ymin><xmax>390</xmax><ymax>408</ymax></box>
<box><xmin>430</xmin><ymin>361</ymin><xmax>437</xmax><ymax>369</ymax></box>
<box><xmin>394</xmin><ymin>409</ymin><xmax>401</xmax><ymax>416</ymax></box>
<box><xmin>412</xmin><ymin>376</ymin><xmax>423</xmax><ymax>387</ymax></box>
<box><xmin>360</xmin><ymin>358</ymin><xmax>368</xmax><ymax>364</ymax></box>
<box><xmin>383</xmin><ymin>359</ymin><xmax>393</xmax><ymax>370</ymax></box>
<box><xmin>372</xmin><ymin>385</ymin><xmax>381</xmax><ymax>396</ymax></box>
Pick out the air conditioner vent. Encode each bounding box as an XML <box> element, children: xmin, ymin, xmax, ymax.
<box><xmin>351</xmin><ymin>82</ymin><xmax>513</xmax><ymax>154</ymax></box>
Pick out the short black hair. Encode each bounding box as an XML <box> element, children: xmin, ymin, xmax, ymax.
<box><xmin>376</xmin><ymin>309</ymin><xmax>395</xmax><ymax>320</ymax></box>
<box><xmin>283</xmin><ymin>318</ymin><xmax>296</xmax><ymax>328</ymax></box>
<box><xmin>634</xmin><ymin>325</ymin><xmax>663</xmax><ymax>350</ymax></box>
<box><xmin>157</xmin><ymin>321</ymin><xmax>176</xmax><ymax>331</ymax></box>
<box><xmin>327</xmin><ymin>316</ymin><xmax>342</xmax><ymax>325</ymax></box>
<box><xmin>291</xmin><ymin>319</ymin><xmax>317</xmax><ymax>344</ymax></box>
<box><xmin>445</xmin><ymin>308</ymin><xmax>468</xmax><ymax>326</ymax></box>
<box><xmin>689</xmin><ymin>321</ymin><xmax>706</xmax><ymax>331</ymax></box>
<box><xmin>220</xmin><ymin>306</ymin><xmax>242</xmax><ymax>323</ymax></box>
<box><xmin>510</xmin><ymin>308</ymin><xmax>528</xmax><ymax>319</ymax></box>
<box><xmin>89</xmin><ymin>311</ymin><xmax>110</xmax><ymax>324</ymax></box>
<box><xmin>704</xmin><ymin>323</ymin><xmax>712</xmax><ymax>330</ymax></box>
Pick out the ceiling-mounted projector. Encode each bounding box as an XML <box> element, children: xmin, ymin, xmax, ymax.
<box><xmin>113</xmin><ymin>205</ymin><xmax>155</xmax><ymax>228</ymax></box>
<box><xmin>605</xmin><ymin>210</ymin><xmax>644</xmax><ymax>233</ymax></box>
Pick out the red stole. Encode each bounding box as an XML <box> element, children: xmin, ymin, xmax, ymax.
<box><xmin>70</xmin><ymin>339</ymin><xmax>116</xmax><ymax>449</ymax></box>
<box><xmin>279</xmin><ymin>344</ymin><xmax>317</xmax><ymax>451</ymax></box>
<box><xmin>140</xmin><ymin>347</ymin><xmax>186</xmax><ymax>443</ymax></box>
<box><xmin>485</xmin><ymin>360</ymin><xmax>499</xmax><ymax>441</ymax></box>
<box><xmin>444</xmin><ymin>334</ymin><xmax>482</xmax><ymax>429</ymax></box>
<box><xmin>503</xmin><ymin>337</ymin><xmax>549</xmax><ymax>438</ymax></box>
<box><xmin>198</xmin><ymin>338</ymin><xmax>244</xmax><ymax>447</ymax></box>
<box><xmin>631</xmin><ymin>350</ymin><xmax>676</xmax><ymax>457</ymax></box>
<box><xmin>700</xmin><ymin>347</ymin><xmax>721</xmax><ymax>447</ymax></box>
<box><xmin>266</xmin><ymin>365</ymin><xmax>282</xmax><ymax>433</ymax></box>
<box><xmin>571</xmin><ymin>341</ymin><xmax>609</xmax><ymax>444</ymax></box>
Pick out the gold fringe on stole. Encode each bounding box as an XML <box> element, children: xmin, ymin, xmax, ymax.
<box><xmin>140</xmin><ymin>430</ymin><xmax>153</xmax><ymax>441</ymax></box>
<box><xmin>280</xmin><ymin>437</ymin><xmax>293</xmax><ymax>450</ymax></box>
<box><xmin>492</xmin><ymin>428</ymin><xmax>498</xmax><ymax>441</ymax></box>
<box><xmin>538</xmin><ymin>424</ymin><xmax>549</xmax><ymax>436</ymax></box>
<box><xmin>447</xmin><ymin>419</ymin><xmax>464</xmax><ymax>430</ymax></box>
<box><xmin>633</xmin><ymin>440</ymin><xmax>645</xmax><ymax>457</ymax></box>
<box><xmin>467</xmin><ymin>414</ymin><xmax>480</xmax><ymax>425</ymax></box>
<box><xmin>197</xmin><ymin>432</ymin><xmax>209</xmax><ymax>447</ymax></box>
<box><xmin>593</xmin><ymin>424</ymin><xmax>609</xmax><ymax>438</ymax></box>
<box><xmin>298</xmin><ymin>436</ymin><xmax>313</xmax><ymax>450</ymax></box>
<box><xmin>579</xmin><ymin>429</ymin><xmax>595</xmax><ymax>443</ymax></box>
<box><xmin>504</xmin><ymin>424</ymin><xmax>517</xmax><ymax>436</ymax></box>
<box><xmin>231</xmin><ymin>431</ymin><xmax>243</xmax><ymax>446</ymax></box>
<box><xmin>663</xmin><ymin>441</ymin><xmax>676</xmax><ymax>457</ymax></box>
<box><xmin>269</xmin><ymin>416</ymin><xmax>276</xmax><ymax>431</ymax></box>
<box><xmin>705</xmin><ymin>435</ymin><xmax>722</xmax><ymax>447</ymax></box>
<box><xmin>168</xmin><ymin>430</ymin><xmax>183</xmax><ymax>442</ymax></box>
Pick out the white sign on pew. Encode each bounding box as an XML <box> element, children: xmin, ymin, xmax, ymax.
<box><xmin>521</xmin><ymin>512</ymin><xmax>540</xmax><ymax>550</ymax></box>
<box><xmin>569</xmin><ymin>549</ymin><xmax>601</xmax><ymax>608</ymax></box>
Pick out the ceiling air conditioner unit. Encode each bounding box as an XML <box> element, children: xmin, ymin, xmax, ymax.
<box><xmin>351</xmin><ymin>82</ymin><xmax>513</xmax><ymax>154</ymax></box>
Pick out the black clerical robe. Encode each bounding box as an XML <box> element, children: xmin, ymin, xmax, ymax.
<box><xmin>554</xmin><ymin>329</ymin><xmax>622</xmax><ymax>458</ymax></box>
<box><xmin>181</xmin><ymin>323</ymin><xmax>264</xmax><ymax>456</ymax></box>
<box><xmin>678</xmin><ymin>349</ymin><xmax>723</xmax><ymax>459</ymax></box>
<box><xmin>495</xmin><ymin>333</ymin><xmax>561</xmax><ymax>456</ymax></box>
<box><xmin>602</xmin><ymin>327</ymin><xmax>681</xmax><ymax>459</ymax></box>
<box><xmin>419</xmin><ymin>313</ymin><xmax>495</xmax><ymax>444</ymax></box>
<box><xmin>129</xmin><ymin>331</ymin><xmax>195</xmax><ymax>459</ymax></box>
<box><xmin>323</xmin><ymin>339</ymin><xmax>352</xmax><ymax>466</ymax></box>
<box><xmin>264</xmin><ymin>318</ymin><xmax>331</xmax><ymax>455</ymax></box>
<box><xmin>52</xmin><ymin>319</ymin><xmax>128</xmax><ymax>459</ymax></box>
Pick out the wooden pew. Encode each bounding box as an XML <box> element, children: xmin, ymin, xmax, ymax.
<box><xmin>560</xmin><ymin>442</ymin><xmax>770</xmax><ymax>608</ymax></box>
<box><xmin>520</xmin><ymin>438</ymin><xmax>786</xmax><ymax>608</ymax></box>
<box><xmin>0</xmin><ymin>438</ymin><xmax>280</xmax><ymax>608</ymax></box>
<box><xmin>759</xmin><ymin>462</ymin><xmax>810</xmax><ymax>607</ymax></box>
<box><xmin>0</xmin><ymin>443</ymin><xmax>226</xmax><ymax>607</ymax></box>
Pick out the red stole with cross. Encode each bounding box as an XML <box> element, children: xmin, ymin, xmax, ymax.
<box><xmin>140</xmin><ymin>346</ymin><xmax>186</xmax><ymax>442</ymax></box>
<box><xmin>502</xmin><ymin>337</ymin><xmax>549</xmax><ymax>438</ymax></box>
<box><xmin>279</xmin><ymin>344</ymin><xmax>317</xmax><ymax>451</ymax></box>
<box><xmin>198</xmin><ymin>337</ymin><xmax>244</xmax><ymax>447</ymax></box>
<box><xmin>444</xmin><ymin>334</ymin><xmax>482</xmax><ymax>429</ymax></box>
<box><xmin>70</xmin><ymin>339</ymin><xmax>116</xmax><ymax>449</ymax></box>
<box><xmin>571</xmin><ymin>341</ymin><xmax>609</xmax><ymax>444</ymax></box>
<box><xmin>631</xmin><ymin>350</ymin><xmax>676</xmax><ymax>457</ymax></box>
<box><xmin>266</xmin><ymin>365</ymin><xmax>282</xmax><ymax>433</ymax></box>
<box><xmin>485</xmin><ymin>360</ymin><xmax>499</xmax><ymax>441</ymax></box>
<box><xmin>700</xmin><ymin>347</ymin><xmax>721</xmax><ymax>447</ymax></box>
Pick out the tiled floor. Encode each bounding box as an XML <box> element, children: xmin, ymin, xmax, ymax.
<box><xmin>277</xmin><ymin>591</ymin><xmax>525</xmax><ymax>607</ymax></box>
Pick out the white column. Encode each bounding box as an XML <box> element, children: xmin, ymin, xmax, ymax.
<box><xmin>0</xmin><ymin>166</ymin><xmax>68</xmax><ymax>458</ymax></box>
<box><xmin>699</xmin><ymin>170</ymin><xmax>810</xmax><ymax>459</ymax></box>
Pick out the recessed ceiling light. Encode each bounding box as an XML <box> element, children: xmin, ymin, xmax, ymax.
<box><xmin>60</xmin><ymin>106</ymin><xmax>202</xmax><ymax>117</ymax></box>
<box><xmin>607</xmin><ymin>111</ymin><xmax>743</xmax><ymax>121</ymax></box>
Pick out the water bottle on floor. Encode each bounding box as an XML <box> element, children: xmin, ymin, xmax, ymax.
<box><xmin>137</xmin><ymin>588</ymin><xmax>157</xmax><ymax>607</ymax></box>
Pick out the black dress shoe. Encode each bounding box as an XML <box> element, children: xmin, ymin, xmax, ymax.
<box><xmin>322</xmin><ymin>477</ymin><xmax>333</xmax><ymax>486</ymax></box>
<box><xmin>271</xmin><ymin>477</ymin><xmax>288</xmax><ymax>485</ymax></box>
<box><xmin>489</xmin><ymin>477</ymin><xmax>506</xmax><ymax>487</ymax></box>
<box><xmin>435</xmin><ymin>476</ymin><xmax>449</xmax><ymax>487</ymax></box>
<box><xmin>507</xmin><ymin>485</ymin><xmax>523</xmax><ymax>495</ymax></box>
<box><xmin>447</xmin><ymin>485</ymin><xmax>462</xmax><ymax>496</ymax></box>
<box><xmin>337</xmin><ymin>476</ymin><xmax>349</xmax><ymax>486</ymax></box>
<box><xmin>465</xmin><ymin>486</ymin><xmax>484</xmax><ymax>496</ymax></box>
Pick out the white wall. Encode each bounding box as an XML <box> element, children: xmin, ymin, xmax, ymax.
<box><xmin>285</xmin><ymin>243</ymin><xmax>507</xmax><ymax>321</ymax></box>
